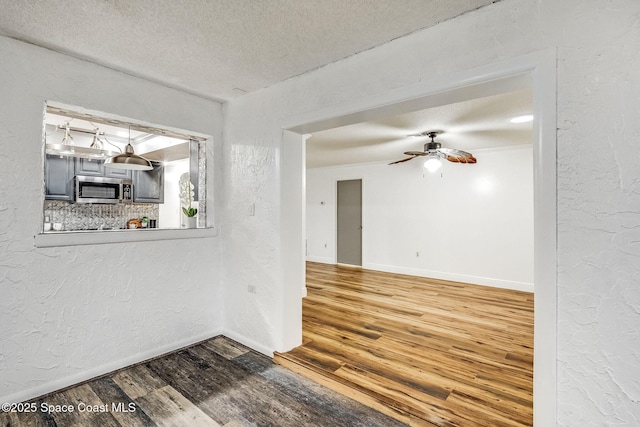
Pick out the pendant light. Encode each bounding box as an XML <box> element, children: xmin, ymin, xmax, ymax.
<box><xmin>105</xmin><ymin>126</ymin><xmax>153</xmax><ymax>171</ymax></box>
<box><xmin>52</xmin><ymin>122</ymin><xmax>76</xmax><ymax>155</ymax></box>
<box><xmin>45</xmin><ymin>122</ymin><xmax>115</xmax><ymax>159</ymax></box>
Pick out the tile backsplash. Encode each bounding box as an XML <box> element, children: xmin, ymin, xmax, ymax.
<box><xmin>44</xmin><ymin>201</ymin><xmax>159</xmax><ymax>231</ymax></box>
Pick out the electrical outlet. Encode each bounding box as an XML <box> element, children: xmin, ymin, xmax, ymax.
<box><xmin>248</xmin><ymin>285</ymin><xmax>256</xmax><ymax>294</ymax></box>
<box><xmin>416</xmin><ymin>251</ymin><xmax>420</xmax><ymax>257</ymax></box>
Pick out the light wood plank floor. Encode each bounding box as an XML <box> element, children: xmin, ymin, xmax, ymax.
<box><xmin>1</xmin><ymin>336</ymin><xmax>406</xmax><ymax>427</ymax></box>
<box><xmin>275</xmin><ymin>262</ymin><xmax>534</xmax><ymax>426</ymax></box>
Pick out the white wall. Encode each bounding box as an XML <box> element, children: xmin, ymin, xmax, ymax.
<box><xmin>307</xmin><ymin>146</ymin><xmax>534</xmax><ymax>291</ymax></box>
<box><xmin>0</xmin><ymin>36</ymin><xmax>223</xmax><ymax>403</ymax></box>
<box><xmin>160</xmin><ymin>158</ymin><xmax>190</xmax><ymax>228</ymax></box>
<box><xmin>223</xmin><ymin>1</ymin><xmax>640</xmax><ymax>425</ymax></box>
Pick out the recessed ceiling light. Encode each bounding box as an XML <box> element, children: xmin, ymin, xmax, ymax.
<box><xmin>510</xmin><ymin>114</ymin><xmax>534</xmax><ymax>123</ymax></box>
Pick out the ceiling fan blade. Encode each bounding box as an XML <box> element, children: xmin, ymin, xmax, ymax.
<box><xmin>440</xmin><ymin>148</ymin><xmax>477</xmax><ymax>164</ymax></box>
<box><xmin>403</xmin><ymin>151</ymin><xmax>428</xmax><ymax>156</ymax></box>
<box><xmin>445</xmin><ymin>154</ymin><xmax>477</xmax><ymax>163</ymax></box>
<box><xmin>388</xmin><ymin>156</ymin><xmax>417</xmax><ymax>165</ymax></box>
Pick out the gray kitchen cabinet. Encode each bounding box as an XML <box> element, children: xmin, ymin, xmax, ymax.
<box><xmin>75</xmin><ymin>157</ymin><xmax>104</xmax><ymax>176</ymax></box>
<box><xmin>76</xmin><ymin>158</ymin><xmax>131</xmax><ymax>179</ymax></box>
<box><xmin>104</xmin><ymin>165</ymin><xmax>132</xmax><ymax>179</ymax></box>
<box><xmin>45</xmin><ymin>154</ymin><xmax>75</xmax><ymax>201</ymax></box>
<box><xmin>46</xmin><ymin>155</ymin><xmax>162</xmax><ymax>203</ymax></box>
<box><xmin>133</xmin><ymin>161</ymin><xmax>164</xmax><ymax>203</ymax></box>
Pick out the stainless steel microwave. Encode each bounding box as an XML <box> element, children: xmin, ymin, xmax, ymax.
<box><xmin>75</xmin><ymin>175</ymin><xmax>133</xmax><ymax>204</ymax></box>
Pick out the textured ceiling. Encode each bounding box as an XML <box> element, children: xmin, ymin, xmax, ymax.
<box><xmin>0</xmin><ymin>0</ymin><xmax>497</xmax><ymax>101</ymax></box>
<box><xmin>306</xmin><ymin>89</ymin><xmax>533</xmax><ymax>168</ymax></box>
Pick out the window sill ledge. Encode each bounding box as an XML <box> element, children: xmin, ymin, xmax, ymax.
<box><xmin>34</xmin><ymin>227</ymin><xmax>218</xmax><ymax>248</ymax></box>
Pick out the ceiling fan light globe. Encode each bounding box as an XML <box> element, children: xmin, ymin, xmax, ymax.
<box><xmin>424</xmin><ymin>157</ymin><xmax>442</xmax><ymax>173</ymax></box>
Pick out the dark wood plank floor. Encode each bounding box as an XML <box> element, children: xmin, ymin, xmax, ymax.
<box><xmin>1</xmin><ymin>336</ymin><xmax>406</xmax><ymax>427</ymax></box>
<box><xmin>275</xmin><ymin>262</ymin><xmax>534</xmax><ymax>427</ymax></box>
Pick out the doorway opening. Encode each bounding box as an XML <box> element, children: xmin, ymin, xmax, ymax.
<box><xmin>281</xmin><ymin>51</ymin><xmax>557</xmax><ymax>426</ymax></box>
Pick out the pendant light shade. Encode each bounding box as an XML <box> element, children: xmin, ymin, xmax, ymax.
<box><xmin>105</xmin><ymin>126</ymin><xmax>153</xmax><ymax>171</ymax></box>
<box><xmin>105</xmin><ymin>143</ymin><xmax>153</xmax><ymax>170</ymax></box>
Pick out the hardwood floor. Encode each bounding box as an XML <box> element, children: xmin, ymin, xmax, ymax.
<box><xmin>1</xmin><ymin>336</ymin><xmax>406</xmax><ymax>427</ymax></box>
<box><xmin>275</xmin><ymin>262</ymin><xmax>534</xmax><ymax>426</ymax></box>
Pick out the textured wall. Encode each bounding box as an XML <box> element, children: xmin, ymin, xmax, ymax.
<box><xmin>307</xmin><ymin>147</ymin><xmax>534</xmax><ymax>291</ymax></box>
<box><xmin>223</xmin><ymin>0</ymin><xmax>640</xmax><ymax>424</ymax></box>
<box><xmin>0</xmin><ymin>37</ymin><xmax>223</xmax><ymax>403</ymax></box>
<box><xmin>551</xmin><ymin>2</ymin><xmax>640</xmax><ymax>424</ymax></box>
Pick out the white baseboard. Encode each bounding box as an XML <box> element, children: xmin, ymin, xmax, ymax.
<box><xmin>305</xmin><ymin>255</ymin><xmax>333</xmax><ymax>264</ymax></box>
<box><xmin>363</xmin><ymin>262</ymin><xmax>534</xmax><ymax>293</ymax></box>
<box><xmin>220</xmin><ymin>329</ymin><xmax>274</xmax><ymax>358</ymax></box>
<box><xmin>0</xmin><ymin>328</ymin><xmax>223</xmax><ymax>405</ymax></box>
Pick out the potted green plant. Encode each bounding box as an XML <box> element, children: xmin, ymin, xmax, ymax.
<box><xmin>182</xmin><ymin>206</ymin><xmax>197</xmax><ymax>218</ymax></box>
<box><xmin>179</xmin><ymin>173</ymin><xmax>197</xmax><ymax>228</ymax></box>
